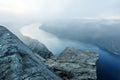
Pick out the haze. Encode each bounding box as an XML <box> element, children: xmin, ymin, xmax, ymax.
<box><xmin>0</xmin><ymin>0</ymin><xmax>120</xmax><ymax>54</ymax></box>
<box><xmin>0</xmin><ymin>0</ymin><xmax>120</xmax><ymax>29</ymax></box>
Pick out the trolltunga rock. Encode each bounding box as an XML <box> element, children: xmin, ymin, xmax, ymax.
<box><xmin>45</xmin><ymin>47</ymin><xmax>99</xmax><ymax>80</ymax></box>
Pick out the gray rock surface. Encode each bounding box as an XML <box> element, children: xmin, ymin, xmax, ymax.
<box><xmin>15</xmin><ymin>31</ymin><xmax>53</xmax><ymax>59</ymax></box>
<box><xmin>20</xmin><ymin>36</ymin><xmax>54</xmax><ymax>59</ymax></box>
<box><xmin>0</xmin><ymin>26</ymin><xmax>61</xmax><ymax>80</ymax></box>
<box><xmin>45</xmin><ymin>47</ymin><xmax>98</xmax><ymax>80</ymax></box>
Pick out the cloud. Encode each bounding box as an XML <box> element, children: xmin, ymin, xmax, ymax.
<box><xmin>0</xmin><ymin>0</ymin><xmax>120</xmax><ymax>19</ymax></box>
<box><xmin>41</xmin><ymin>19</ymin><xmax>120</xmax><ymax>41</ymax></box>
<box><xmin>81</xmin><ymin>16</ymin><xmax>120</xmax><ymax>20</ymax></box>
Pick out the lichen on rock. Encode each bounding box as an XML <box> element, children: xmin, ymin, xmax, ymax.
<box><xmin>0</xmin><ymin>26</ymin><xmax>61</xmax><ymax>80</ymax></box>
<box><xmin>45</xmin><ymin>47</ymin><xmax>99</xmax><ymax>80</ymax></box>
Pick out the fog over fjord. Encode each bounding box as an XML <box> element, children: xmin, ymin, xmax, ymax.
<box><xmin>20</xmin><ymin>23</ymin><xmax>100</xmax><ymax>54</ymax></box>
<box><xmin>0</xmin><ymin>0</ymin><xmax>120</xmax><ymax>54</ymax></box>
<box><xmin>1</xmin><ymin>1</ymin><xmax>120</xmax><ymax>80</ymax></box>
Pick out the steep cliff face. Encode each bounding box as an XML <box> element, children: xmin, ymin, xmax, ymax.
<box><xmin>20</xmin><ymin>36</ymin><xmax>54</xmax><ymax>59</ymax></box>
<box><xmin>0</xmin><ymin>26</ymin><xmax>61</xmax><ymax>80</ymax></box>
<box><xmin>46</xmin><ymin>47</ymin><xmax>98</xmax><ymax>80</ymax></box>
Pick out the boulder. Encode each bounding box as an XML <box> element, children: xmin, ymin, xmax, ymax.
<box><xmin>46</xmin><ymin>47</ymin><xmax>98</xmax><ymax>80</ymax></box>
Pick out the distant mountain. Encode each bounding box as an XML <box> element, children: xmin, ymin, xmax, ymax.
<box><xmin>41</xmin><ymin>19</ymin><xmax>120</xmax><ymax>55</ymax></box>
<box><xmin>0</xmin><ymin>26</ymin><xmax>61</xmax><ymax>80</ymax></box>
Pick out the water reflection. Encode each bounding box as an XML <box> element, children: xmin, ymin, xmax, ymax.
<box><xmin>97</xmin><ymin>50</ymin><xmax>120</xmax><ymax>80</ymax></box>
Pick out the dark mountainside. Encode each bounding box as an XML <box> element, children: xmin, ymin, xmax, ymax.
<box><xmin>20</xmin><ymin>36</ymin><xmax>54</xmax><ymax>59</ymax></box>
<box><xmin>41</xmin><ymin>19</ymin><xmax>120</xmax><ymax>55</ymax></box>
<box><xmin>12</xmin><ymin>29</ymin><xmax>54</xmax><ymax>59</ymax></box>
<box><xmin>0</xmin><ymin>26</ymin><xmax>61</xmax><ymax>80</ymax></box>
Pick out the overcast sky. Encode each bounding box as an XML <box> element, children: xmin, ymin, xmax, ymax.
<box><xmin>0</xmin><ymin>0</ymin><xmax>120</xmax><ymax>31</ymax></box>
<box><xmin>0</xmin><ymin>0</ymin><xmax>120</xmax><ymax>21</ymax></box>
